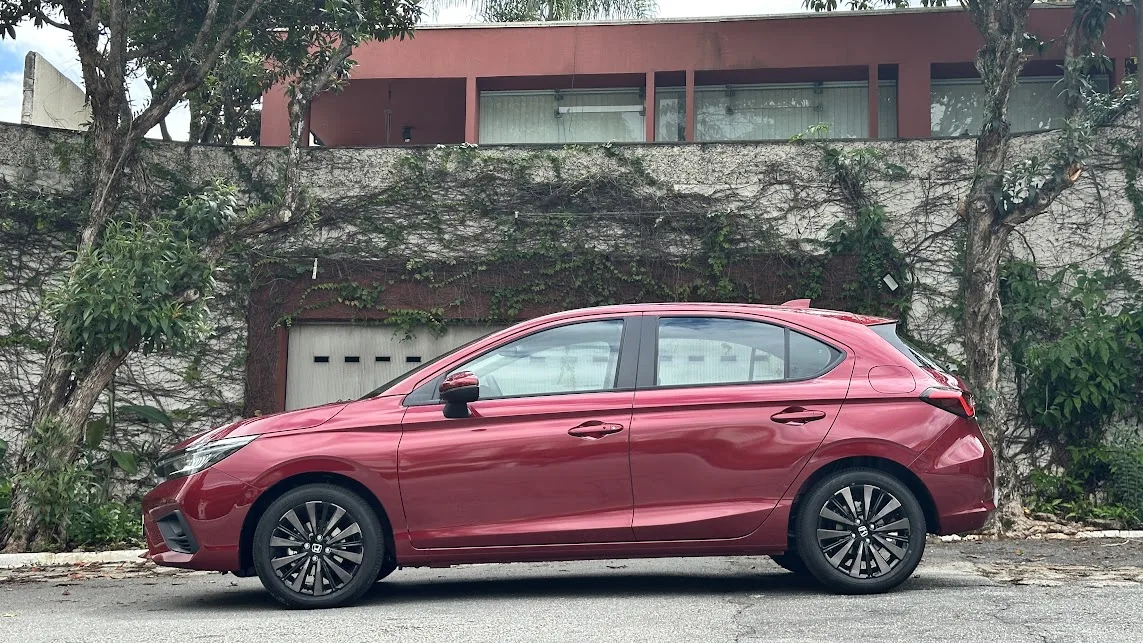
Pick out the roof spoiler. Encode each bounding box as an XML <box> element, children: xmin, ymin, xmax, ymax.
<box><xmin>780</xmin><ymin>299</ymin><xmax>812</xmax><ymax>308</ymax></box>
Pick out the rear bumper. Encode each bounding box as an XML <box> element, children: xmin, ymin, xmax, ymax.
<box><xmin>142</xmin><ymin>467</ymin><xmax>259</xmax><ymax>572</ymax></box>
<box><xmin>913</xmin><ymin>417</ymin><xmax>996</xmax><ymax>535</ymax></box>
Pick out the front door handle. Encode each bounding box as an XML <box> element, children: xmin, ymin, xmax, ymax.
<box><xmin>568</xmin><ymin>421</ymin><xmax>624</xmax><ymax>439</ymax></box>
<box><xmin>770</xmin><ymin>407</ymin><xmax>827</xmax><ymax>425</ymax></box>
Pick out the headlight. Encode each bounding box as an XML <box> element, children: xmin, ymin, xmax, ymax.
<box><xmin>154</xmin><ymin>434</ymin><xmax>258</xmax><ymax>482</ymax></box>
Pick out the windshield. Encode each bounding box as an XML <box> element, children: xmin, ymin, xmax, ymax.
<box><xmin>357</xmin><ymin>329</ymin><xmax>500</xmax><ymax>400</ymax></box>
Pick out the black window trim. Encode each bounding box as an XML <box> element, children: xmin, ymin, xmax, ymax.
<box><xmin>403</xmin><ymin>315</ymin><xmax>641</xmax><ymax>406</ymax></box>
<box><xmin>636</xmin><ymin>313</ymin><xmax>847</xmax><ymax>391</ymax></box>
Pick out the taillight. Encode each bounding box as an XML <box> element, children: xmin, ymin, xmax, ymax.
<box><xmin>920</xmin><ymin>386</ymin><xmax>975</xmax><ymax>418</ymax></box>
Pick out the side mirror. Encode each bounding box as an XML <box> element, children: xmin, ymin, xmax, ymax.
<box><xmin>439</xmin><ymin>371</ymin><xmax>479</xmax><ymax>419</ymax></box>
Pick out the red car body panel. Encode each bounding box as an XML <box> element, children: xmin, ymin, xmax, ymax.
<box><xmin>399</xmin><ymin>391</ymin><xmax>637</xmax><ymax>548</ymax></box>
<box><xmin>143</xmin><ymin>303</ymin><xmax>996</xmax><ymax>574</ymax></box>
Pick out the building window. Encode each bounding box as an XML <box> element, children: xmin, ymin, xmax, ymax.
<box><xmin>930</xmin><ymin>75</ymin><xmax>1109</xmax><ymax>137</ymax></box>
<box><xmin>479</xmin><ymin>89</ymin><xmax>645</xmax><ymax>144</ymax></box>
<box><xmin>878</xmin><ymin>81</ymin><xmax>898</xmax><ymax>139</ymax></box>
<box><xmin>690</xmin><ymin>81</ymin><xmax>875</xmax><ymax>141</ymax></box>
<box><xmin>655</xmin><ymin>89</ymin><xmax>686</xmax><ymax>141</ymax></box>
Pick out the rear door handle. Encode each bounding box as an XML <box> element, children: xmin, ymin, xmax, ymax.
<box><xmin>770</xmin><ymin>407</ymin><xmax>827</xmax><ymax>425</ymax></box>
<box><xmin>568</xmin><ymin>421</ymin><xmax>624</xmax><ymax>439</ymax></box>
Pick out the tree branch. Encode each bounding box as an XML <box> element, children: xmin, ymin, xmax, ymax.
<box><xmin>130</xmin><ymin>0</ymin><xmax>269</xmax><ymax>141</ymax></box>
<box><xmin>31</xmin><ymin>9</ymin><xmax>71</xmax><ymax>31</ymax></box>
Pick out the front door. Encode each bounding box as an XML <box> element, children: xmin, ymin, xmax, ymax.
<box><xmin>399</xmin><ymin>317</ymin><xmax>638</xmax><ymax>548</ymax></box>
<box><xmin>629</xmin><ymin>315</ymin><xmax>852</xmax><ymax>541</ymax></box>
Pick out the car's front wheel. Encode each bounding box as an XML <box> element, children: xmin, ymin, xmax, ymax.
<box><xmin>794</xmin><ymin>468</ymin><xmax>926</xmax><ymax>594</ymax></box>
<box><xmin>253</xmin><ymin>484</ymin><xmax>384</xmax><ymax>609</ymax></box>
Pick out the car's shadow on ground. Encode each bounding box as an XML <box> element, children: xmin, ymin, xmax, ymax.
<box><xmin>162</xmin><ymin>567</ymin><xmax>978</xmax><ymax>612</ymax></box>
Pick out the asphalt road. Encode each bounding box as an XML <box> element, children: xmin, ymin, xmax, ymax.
<box><xmin>2</xmin><ymin>540</ymin><xmax>1142</xmax><ymax>643</ymax></box>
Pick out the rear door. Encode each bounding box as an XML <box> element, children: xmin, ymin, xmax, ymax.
<box><xmin>629</xmin><ymin>314</ymin><xmax>853</xmax><ymax>541</ymax></box>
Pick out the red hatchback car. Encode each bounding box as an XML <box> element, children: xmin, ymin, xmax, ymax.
<box><xmin>143</xmin><ymin>302</ymin><xmax>995</xmax><ymax>608</ymax></box>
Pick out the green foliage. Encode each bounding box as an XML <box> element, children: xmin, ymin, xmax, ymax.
<box><xmin>824</xmin><ymin>204</ymin><xmax>911</xmax><ymax>320</ymax></box>
<box><xmin>116</xmin><ymin>405</ymin><xmax>174</xmax><ymax>429</ymax></box>
<box><xmin>9</xmin><ymin>413</ymin><xmax>151</xmax><ymax>550</ymax></box>
<box><xmin>184</xmin><ymin>48</ymin><xmax>271</xmax><ymax>145</ymax></box>
<box><xmin>1001</xmin><ymin>261</ymin><xmax>1143</xmax><ymax>449</ymax></box>
<box><xmin>256</xmin><ymin>0</ymin><xmax>420</xmax><ymax>100</ymax></box>
<box><xmin>49</xmin><ymin>184</ymin><xmax>240</xmax><ymax>359</ymax></box>
<box><xmin>11</xmin><ymin>419</ymin><xmax>94</xmax><ymax>550</ymax></box>
<box><xmin>67</xmin><ymin>500</ymin><xmax>143</xmax><ymax>549</ymax></box>
<box><xmin>1028</xmin><ymin>444</ymin><xmax>1143</xmax><ymax>528</ymax></box>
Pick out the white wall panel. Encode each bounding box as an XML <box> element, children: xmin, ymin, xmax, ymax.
<box><xmin>285</xmin><ymin>324</ymin><xmax>502</xmax><ymax>410</ymax></box>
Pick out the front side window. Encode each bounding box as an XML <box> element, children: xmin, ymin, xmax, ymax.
<box><xmin>452</xmin><ymin>319</ymin><xmax>625</xmax><ymax>399</ymax></box>
<box><xmin>655</xmin><ymin>317</ymin><xmax>842</xmax><ymax>387</ymax></box>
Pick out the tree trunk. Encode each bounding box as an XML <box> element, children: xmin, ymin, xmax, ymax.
<box><xmin>962</xmin><ymin>200</ymin><xmax>1027</xmax><ymax>530</ymax></box>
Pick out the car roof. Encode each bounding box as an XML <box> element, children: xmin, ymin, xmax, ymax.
<box><xmin>536</xmin><ymin>302</ymin><xmax>895</xmax><ymax>326</ymax></box>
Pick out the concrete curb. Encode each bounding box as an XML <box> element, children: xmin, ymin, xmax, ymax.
<box><xmin>1</xmin><ymin>531</ymin><xmax>1141</xmax><ymax>569</ymax></box>
<box><xmin>0</xmin><ymin>549</ymin><xmax>146</xmax><ymax>569</ymax></box>
<box><xmin>937</xmin><ymin>530</ymin><xmax>1143</xmax><ymax>542</ymax></box>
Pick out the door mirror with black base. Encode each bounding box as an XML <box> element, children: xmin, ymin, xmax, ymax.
<box><xmin>440</xmin><ymin>371</ymin><xmax>480</xmax><ymax>418</ymax></box>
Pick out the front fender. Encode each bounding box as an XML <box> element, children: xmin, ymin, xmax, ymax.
<box><xmin>214</xmin><ymin>429</ymin><xmax>408</xmax><ymax>539</ymax></box>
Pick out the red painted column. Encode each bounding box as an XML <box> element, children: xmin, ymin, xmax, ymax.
<box><xmin>685</xmin><ymin>68</ymin><xmax>696</xmax><ymax>142</ymax></box>
<box><xmin>645</xmin><ymin>71</ymin><xmax>656</xmax><ymax>143</ymax></box>
<box><xmin>465</xmin><ymin>76</ymin><xmax>479</xmax><ymax>144</ymax></box>
<box><xmin>260</xmin><ymin>83</ymin><xmax>291</xmax><ymax>146</ymax></box>
<box><xmin>274</xmin><ymin>325</ymin><xmax>289</xmax><ymax>414</ymax></box>
<box><xmin>897</xmin><ymin>60</ymin><xmax>931</xmax><ymax>139</ymax></box>
<box><xmin>867</xmin><ymin>64</ymin><xmax>879</xmax><ymax>139</ymax></box>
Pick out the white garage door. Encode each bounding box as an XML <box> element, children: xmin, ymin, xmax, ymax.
<box><xmin>285</xmin><ymin>323</ymin><xmax>503</xmax><ymax>410</ymax></box>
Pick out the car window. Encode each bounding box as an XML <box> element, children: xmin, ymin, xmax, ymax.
<box><xmin>451</xmin><ymin>319</ymin><xmax>625</xmax><ymax>399</ymax></box>
<box><xmin>788</xmin><ymin>330</ymin><xmax>841</xmax><ymax>379</ymax></box>
<box><xmin>656</xmin><ymin>317</ymin><xmax>786</xmax><ymax>386</ymax></box>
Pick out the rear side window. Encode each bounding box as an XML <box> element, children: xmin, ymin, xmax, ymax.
<box><xmin>789</xmin><ymin>331</ymin><xmax>839</xmax><ymax>379</ymax></box>
<box><xmin>871</xmin><ymin>323</ymin><xmax>946</xmax><ymax>371</ymax></box>
<box><xmin>654</xmin><ymin>317</ymin><xmax>842</xmax><ymax>387</ymax></box>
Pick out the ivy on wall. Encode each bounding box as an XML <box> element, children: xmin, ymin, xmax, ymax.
<box><xmin>260</xmin><ymin>144</ymin><xmax>912</xmax><ymax>329</ymax></box>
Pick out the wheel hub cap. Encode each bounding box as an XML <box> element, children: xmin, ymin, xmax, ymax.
<box><xmin>816</xmin><ymin>483</ymin><xmax>911</xmax><ymax>580</ymax></box>
<box><xmin>268</xmin><ymin>501</ymin><xmax>365</xmax><ymax>596</ymax></box>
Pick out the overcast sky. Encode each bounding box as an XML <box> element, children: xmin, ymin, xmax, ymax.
<box><xmin>0</xmin><ymin>0</ymin><xmax>812</xmax><ymax>139</ymax></box>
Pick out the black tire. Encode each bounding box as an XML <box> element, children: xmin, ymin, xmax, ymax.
<box><xmin>253</xmin><ymin>484</ymin><xmax>384</xmax><ymax>609</ymax></box>
<box><xmin>769</xmin><ymin>552</ymin><xmax>810</xmax><ymax>575</ymax></box>
<box><xmin>376</xmin><ymin>554</ymin><xmax>397</xmax><ymax>582</ymax></box>
<box><xmin>794</xmin><ymin>468</ymin><xmax>926</xmax><ymax>594</ymax></box>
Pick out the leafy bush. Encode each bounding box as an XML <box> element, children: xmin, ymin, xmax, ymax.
<box><xmin>0</xmin><ymin>476</ymin><xmax>11</xmax><ymax>526</ymax></box>
<box><xmin>8</xmin><ymin>417</ymin><xmax>149</xmax><ymax>551</ymax></box>
<box><xmin>68</xmin><ymin>501</ymin><xmax>143</xmax><ymax>549</ymax></box>
<box><xmin>1028</xmin><ymin>444</ymin><xmax>1143</xmax><ymax>528</ymax></box>
<box><xmin>1001</xmin><ymin>262</ymin><xmax>1143</xmax><ymax>450</ymax></box>
<box><xmin>12</xmin><ymin>420</ymin><xmax>95</xmax><ymax>549</ymax></box>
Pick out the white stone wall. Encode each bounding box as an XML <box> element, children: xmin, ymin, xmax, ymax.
<box><xmin>0</xmin><ymin>122</ymin><xmax>1138</xmax><ymax>456</ymax></box>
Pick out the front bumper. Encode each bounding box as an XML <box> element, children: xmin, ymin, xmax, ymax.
<box><xmin>142</xmin><ymin>467</ymin><xmax>260</xmax><ymax>572</ymax></box>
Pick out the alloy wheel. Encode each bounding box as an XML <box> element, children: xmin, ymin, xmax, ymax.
<box><xmin>268</xmin><ymin>501</ymin><xmax>365</xmax><ymax>596</ymax></box>
<box><xmin>815</xmin><ymin>483</ymin><xmax>911</xmax><ymax>579</ymax></box>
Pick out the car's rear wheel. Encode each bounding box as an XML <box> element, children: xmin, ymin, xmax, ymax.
<box><xmin>253</xmin><ymin>484</ymin><xmax>384</xmax><ymax>609</ymax></box>
<box><xmin>769</xmin><ymin>552</ymin><xmax>809</xmax><ymax>575</ymax></box>
<box><xmin>794</xmin><ymin>468</ymin><xmax>926</xmax><ymax>594</ymax></box>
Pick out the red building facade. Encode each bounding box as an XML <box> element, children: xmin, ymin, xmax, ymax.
<box><xmin>260</xmin><ymin>6</ymin><xmax>1137</xmax><ymax>148</ymax></box>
